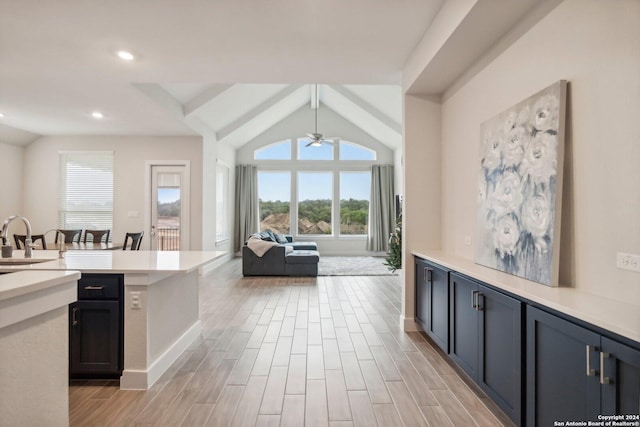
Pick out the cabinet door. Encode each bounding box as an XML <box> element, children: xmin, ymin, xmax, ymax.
<box><xmin>526</xmin><ymin>306</ymin><xmax>601</xmax><ymax>427</ymax></box>
<box><xmin>449</xmin><ymin>272</ymin><xmax>479</xmax><ymax>380</ymax></box>
<box><xmin>414</xmin><ymin>259</ymin><xmax>430</xmax><ymax>332</ymax></box>
<box><xmin>69</xmin><ymin>301</ymin><xmax>120</xmax><ymax>376</ymax></box>
<box><xmin>601</xmin><ymin>337</ymin><xmax>640</xmax><ymax>416</ymax></box>
<box><xmin>478</xmin><ymin>285</ymin><xmax>522</xmax><ymax>425</ymax></box>
<box><xmin>428</xmin><ymin>263</ymin><xmax>449</xmax><ymax>353</ymax></box>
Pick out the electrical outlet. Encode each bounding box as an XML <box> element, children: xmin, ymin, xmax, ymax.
<box><xmin>616</xmin><ymin>253</ymin><xmax>640</xmax><ymax>273</ymax></box>
<box><xmin>130</xmin><ymin>291</ymin><xmax>142</xmax><ymax>309</ymax></box>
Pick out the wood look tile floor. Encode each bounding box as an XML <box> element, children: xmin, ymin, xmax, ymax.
<box><xmin>69</xmin><ymin>259</ymin><xmax>514</xmax><ymax>426</ymax></box>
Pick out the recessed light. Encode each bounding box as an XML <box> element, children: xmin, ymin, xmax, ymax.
<box><xmin>117</xmin><ymin>50</ymin><xmax>135</xmax><ymax>61</ymax></box>
<box><xmin>0</xmin><ymin>113</ymin><xmax>4</xmax><ymax>118</ymax></box>
<box><xmin>92</xmin><ymin>111</ymin><xmax>104</xmax><ymax>119</ymax></box>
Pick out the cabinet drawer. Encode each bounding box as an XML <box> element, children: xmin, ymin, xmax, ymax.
<box><xmin>78</xmin><ymin>274</ymin><xmax>123</xmax><ymax>300</ymax></box>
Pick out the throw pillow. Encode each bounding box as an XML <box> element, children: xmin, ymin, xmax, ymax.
<box><xmin>275</xmin><ymin>233</ymin><xmax>288</xmax><ymax>244</ymax></box>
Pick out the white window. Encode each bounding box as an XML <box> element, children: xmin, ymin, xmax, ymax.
<box><xmin>339</xmin><ymin>141</ymin><xmax>376</xmax><ymax>160</ymax></box>
<box><xmin>255</xmin><ymin>140</ymin><xmax>291</xmax><ymax>160</ymax></box>
<box><xmin>298</xmin><ymin>172</ymin><xmax>333</xmax><ymax>235</ymax></box>
<box><xmin>59</xmin><ymin>151</ymin><xmax>113</xmax><ymax>231</ymax></box>
<box><xmin>298</xmin><ymin>138</ymin><xmax>334</xmax><ymax>160</ymax></box>
<box><xmin>216</xmin><ymin>163</ymin><xmax>230</xmax><ymax>243</ymax></box>
<box><xmin>258</xmin><ymin>171</ymin><xmax>291</xmax><ymax>234</ymax></box>
<box><xmin>340</xmin><ymin>172</ymin><xmax>370</xmax><ymax>235</ymax></box>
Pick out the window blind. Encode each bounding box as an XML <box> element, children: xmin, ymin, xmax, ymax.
<box><xmin>59</xmin><ymin>151</ymin><xmax>114</xmax><ymax>232</ymax></box>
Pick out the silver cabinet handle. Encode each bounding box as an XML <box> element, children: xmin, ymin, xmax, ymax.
<box><xmin>600</xmin><ymin>352</ymin><xmax>612</xmax><ymax>384</ymax></box>
<box><xmin>586</xmin><ymin>345</ymin><xmax>597</xmax><ymax>376</ymax></box>
<box><xmin>72</xmin><ymin>307</ymin><xmax>78</xmax><ymax>326</ymax></box>
<box><xmin>476</xmin><ymin>293</ymin><xmax>483</xmax><ymax>311</ymax></box>
<box><xmin>424</xmin><ymin>268</ymin><xmax>432</xmax><ymax>282</ymax></box>
<box><xmin>84</xmin><ymin>285</ymin><xmax>104</xmax><ymax>290</ymax></box>
<box><xmin>471</xmin><ymin>290</ymin><xmax>478</xmax><ymax>309</ymax></box>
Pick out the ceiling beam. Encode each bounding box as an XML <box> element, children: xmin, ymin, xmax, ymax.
<box><xmin>184</xmin><ymin>83</ymin><xmax>234</xmax><ymax>117</ymax></box>
<box><xmin>217</xmin><ymin>84</ymin><xmax>304</xmax><ymax>142</ymax></box>
<box><xmin>133</xmin><ymin>83</ymin><xmax>185</xmax><ymax>119</ymax></box>
<box><xmin>326</xmin><ymin>85</ymin><xmax>402</xmax><ymax>134</ymax></box>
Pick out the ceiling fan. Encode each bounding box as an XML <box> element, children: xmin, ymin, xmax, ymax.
<box><xmin>305</xmin><ymin>85</ymin><xmax>336</xmax><ymax>147</ymax></box>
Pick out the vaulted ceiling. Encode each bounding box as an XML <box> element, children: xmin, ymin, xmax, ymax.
<box><xmin>0</xmin><ymin>0</ymin><xmax>549</xmax><ymax>148</ymax></box>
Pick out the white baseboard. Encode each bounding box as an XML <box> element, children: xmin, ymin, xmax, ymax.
<box><xmin>402</xmin><ymin>316</ymin><xmax>419</xmax><ymax>332</ymax></box>
<box><xmin>120</xmin><ymin>320</ymin><xmax>202</xmax><ymax>390</ymax></box>
<box><xmin>201</xmin><ymin>253</ymin><xmax>232</xmax><ymax>276</ymax></box>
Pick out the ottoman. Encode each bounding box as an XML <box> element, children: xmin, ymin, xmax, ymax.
<box><xmin>285</xmin><ymin>250</ymin><xmax>320</xmax><ymax>276</ymax></box>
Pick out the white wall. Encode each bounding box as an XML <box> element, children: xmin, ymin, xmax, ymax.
<box><xmin>237</xmin><ymin>106</ymin><xmax>395</xmax><ymax>256</ymax></box>
<box><xmin>402</xmin><ymin>94</ymin><xmax>442</xmax><ymax>328</ymax></box>
<box><xmin>404</xmin><ymin>0</ymin><xmax>640</xmax><ymax>307</ymax></box>
<box><xmin>202</xmin><ymin>133</ymin><xmax>236</xmax><ymax>257</ymax></box>
<box><xmin>0</xmin><ymin>143</ymin><xmax>24</xmax><ymax>225</ymax></box>
<box><xmin>23</xmin><ymin>136</ymin><xmax>204</xmax><ymax>250</ymax></box>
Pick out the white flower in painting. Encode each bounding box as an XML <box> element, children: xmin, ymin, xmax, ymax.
<box><xmin>493</xmin><ymin>215</ymin><xmax>520</xmax><ymax>258</ymax></box>
<box><xmin>531</xmin><ymin>94</ymin><xmax>559</xmax><ymax>132</ymax></box>
<box><xmin>481</xmin><ymin>131</ymin><xmax>503</xmax><ymax>174</ymax></box>
<box><xmin>477</xmin><ymin>176</ymin><xmax>487</xmax><ymax>203</ymax></box>
<box><xmin>503</xmin><ymin>111</ymin><xmax>517</xmax><ymax>133</ymax></box>
<box><xmin>521</xmin><ymin>133</ymin><xmax>557</xmax><ymax>184</ymax></box>
<box><xmin>521</xmin><ymin>193</ymin><xmax>551</xmax><ymax>253</ymax></box>
<box><xmin>490</xmin><ymin>171</ymin><xmax>523</xmax><ymax>217</ymax></box>
<box><xmin>503</xmin><ymin>125</ymin><xmax>527</xmax><ymax>168</ymax></box>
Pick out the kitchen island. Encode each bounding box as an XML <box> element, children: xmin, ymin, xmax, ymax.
<box><xmin>0</xmin><ymin>269</ymin><xmax>81</xmax><ymax>426</ymax></box>
<box><xmin>0</xmin><ymin>250</ymin><xmax>226</xmax><ymax>391</ymax></box>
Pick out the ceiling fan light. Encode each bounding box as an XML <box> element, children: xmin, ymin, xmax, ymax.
<box><xmin>309</xmin><ymin>141</ymin><xmax>322</xmax><ymax>147</ymax></box>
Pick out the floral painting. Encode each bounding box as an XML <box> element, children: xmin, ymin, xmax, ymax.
<box><xmin>475</xmin><ymin>81</ymin><xmax>567</xmax><ymax>286</ymax></box>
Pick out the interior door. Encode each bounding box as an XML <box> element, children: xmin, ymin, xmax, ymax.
<box><xmin>150</xmin><ymin>164</ymin><xmax>190</xmax><ymax>250</ymax></box>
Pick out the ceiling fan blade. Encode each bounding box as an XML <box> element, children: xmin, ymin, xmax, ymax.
<box><xmin>306</xmin><ymin>133</ymin><xmax>316</xmax><ymax>139</ymax></box>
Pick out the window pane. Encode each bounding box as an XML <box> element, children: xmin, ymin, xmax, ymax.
<box><xmin>59</xmin><ymin>151</ymin><xmax>113</xmax><ymax>232</ymax></box>
<box><xmin>340</xmin><ymin>172</ymin><xmax>370</xmax><ymax>235</ymax></box>
<box><xmin>258</xmin><ymin>172</ymin><xmax>290</xmax><ymax>233</ymax></box>
<box><xmin>298</xmin><ymin>138</ymin><xmax>334</xmax><ymax>160</ymax></box>
<box><xmin>255</xmin><ymin>140</ymin><xmax>291</xmax><ymax>160</ymax></box>
<box><xmin>298</xmin><ymin>172</ymin><xmax>332</xmax><ymax>235</ymax></box>
<box><xmin>339</xmin><ymin>141</ymin><xmax>376</xmax><ymax>160</ymax></box>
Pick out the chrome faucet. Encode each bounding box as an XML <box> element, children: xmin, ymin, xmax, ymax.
<box><xmin>52</xmin><ymin>229</ymin><xmax>67</xmax><ymax>258</ymax></box>
<box><xmin>1</xmin><ymin>215</ymin><xmax>34</xmax><ymax>258</ymax></box>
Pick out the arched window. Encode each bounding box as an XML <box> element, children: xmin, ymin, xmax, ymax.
<box><xmin>339</xmin><ymin>141</ymin><xmax>376</xmax><ymax>160</ymax></box>
<box><xmin>297</xmin><ymin>138</ymin><xmax>334</xmax><ymax>160</ymax></box>
<box><xmin>254</xmin><ymin>140</ymin><xmax>291</xmax><ymax>160</ymax></box>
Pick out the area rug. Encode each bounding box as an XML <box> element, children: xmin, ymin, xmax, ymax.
<box><xmin>317</xmin><ymin>256</ymin><xmax>398</xmax><ymax>276</ymax></box>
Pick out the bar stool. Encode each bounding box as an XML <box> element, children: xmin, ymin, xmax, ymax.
<box><xmin>14</xmin><ymin>234</ymin><xmax>48</xmax><ymax>249</ymax></box>
<box><xmin>84</xmin><ymin>229</ymin><xmax>111</xmax><ymax>243</ymax></box>
<box><xmin>123</xmin><ymin>232</ymin><xmax>144</xmax><ymax>250</ymax></box>
<box><xmin>55</xmin><ymin>229</ymin><xmax>82</xmax><ymax>243</ymax></box>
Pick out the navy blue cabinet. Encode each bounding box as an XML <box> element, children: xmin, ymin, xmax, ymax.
<box><xmin>69</xmin><ymin>274</ymin><xmax>124</xmax><ymax>379</ymax></box>
<box><xmin>414</xmin><ymin>259</ymin><xmax>449</xmax><ymax>353</ymax></box>
<box><xmin>415</xmin><ymin>256</ymin><xmax>639</xmax><ymax>427</ymax></box>
<box><xmin>450</xmin><ymin>272</ymin><xmax>523</xmax><ymax>425</ymax></box>
<box><xmin>527</xmin><ymin>306</ymin><xmax>640</xmax><ymax>426</ymax></box>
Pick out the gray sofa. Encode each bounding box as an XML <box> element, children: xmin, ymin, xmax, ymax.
<box><xmin>242</xmin><ymin>232</ymin><xmax>319</xmax><ymax>276</ymax></box>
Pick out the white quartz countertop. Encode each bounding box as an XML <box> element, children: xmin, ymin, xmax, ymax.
<box><xmin>0</xmin><ymin>250</ymin><xmax>227</xmax><ymax>274</ymax></box>
<box><xmin>0</xmin><ymin>270</ymin><xmax>81</xmax><ymax>302</ymax></box>
<box><xmin>412</xmin><ymin>250</ymin><xmax>640</xmax><ymax>344</ymax></box>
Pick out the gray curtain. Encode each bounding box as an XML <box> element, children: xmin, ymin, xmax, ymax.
<box><xmin>367</xmin><ymin>165</ymin><xmax>395</xmax><ymax>252</ymax></box>
<box><xmin>234</xmin><ymin>165</ymin><xmax>258</xmax><ymax>253</ymax></box>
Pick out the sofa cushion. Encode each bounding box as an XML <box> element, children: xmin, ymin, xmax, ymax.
<box><xmin>283</xmin><ymin>241</ymin><xmax>318</xmax><ymax>251</ymax></box>
<box><xmin>258</xmin><ymin>230</ymin><xmax>276</xmax><ymax>242</ymax></box>
<box><xmin>275</xmin><ymin>233</ymin><xmax>289</xmax><ymax>244</ymax></box>
<box><xmin>285</xmin><ymin>250</ymin><xmax>320</xmax><ymax>264</ymax></box>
